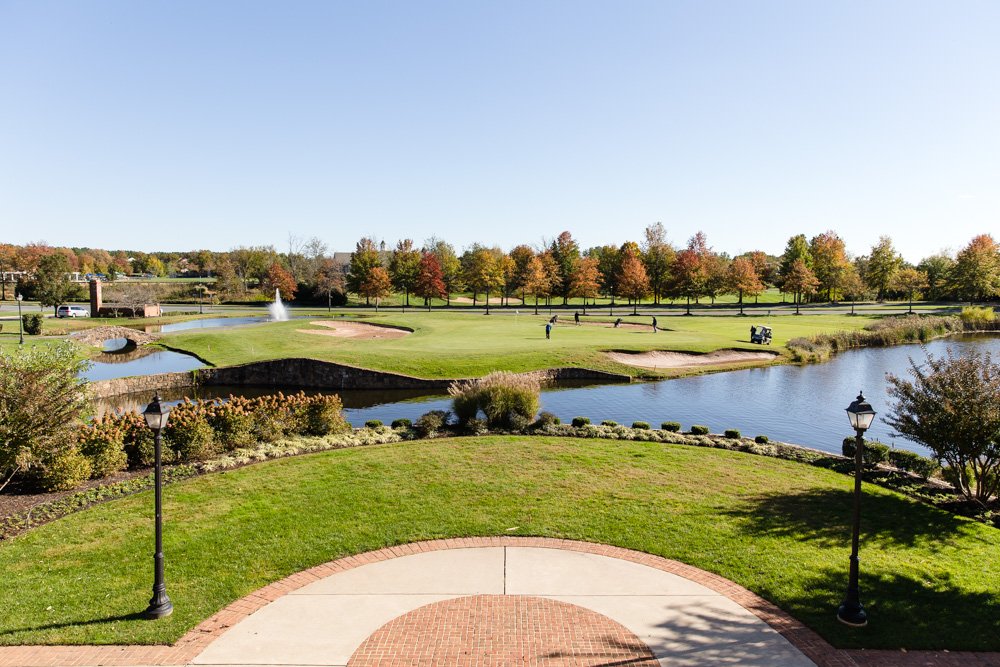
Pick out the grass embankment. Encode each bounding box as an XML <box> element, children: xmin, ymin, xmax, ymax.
<box><xmin>161</xmin><ymin>311</ymin><xmax>872</xmax><ymax>378</ymax></box>
<box><xmin>0</xmin><ymin>436</ymin><xmax>997</xmax><ymax>650</ymax></box>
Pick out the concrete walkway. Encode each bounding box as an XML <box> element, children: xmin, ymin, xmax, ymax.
<box><xmin>191</xmin><ymin>546</ymin><xmax>813</xmax><ymax>667</ymax></box>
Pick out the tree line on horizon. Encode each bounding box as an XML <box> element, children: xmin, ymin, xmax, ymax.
<box><xmin>1</xmin><ymin>227</ymin><xmax>998</xmax><ymax>311</ymax></box>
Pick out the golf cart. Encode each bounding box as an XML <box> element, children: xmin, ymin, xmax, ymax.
<box><xmin>751</xmin><ymin>325</ymin><xmax>772</xmax><ymax>345</ymax></box>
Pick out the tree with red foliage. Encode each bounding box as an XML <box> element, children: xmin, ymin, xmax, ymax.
<box><xmin>262</xmin><ymin>262</ymin><xmax>297</xmax><ymax>301</ymax></box>
<box><xmin>414</xmin><ymin>252</ymin><xmax>447</xmax><ymax>310</ymax></box>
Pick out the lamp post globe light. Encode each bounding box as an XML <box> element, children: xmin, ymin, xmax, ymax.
<box><xmin>16</xmin><ymin>293</ymin><xmax>24</xmax><ymax>345</ymax></box>
<box><xmin>143</xmin><ymin>394</ymin><xmax>173</xmax><ymax>619</ymax></box>
<box><xmin>839</xmin><ymin>391</ymin><xmax>876</xmax><ymax>627</ymax></box>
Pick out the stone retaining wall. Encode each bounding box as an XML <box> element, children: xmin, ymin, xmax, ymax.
<box><xmin>87</xmin><ymin>359</ymin><xmax>631</xmax><ymax>398</ymax></box>
<box><xmin>88</xmin><ymin>371</ymin><xmax>195</xmax><ymax>399</ymax></box>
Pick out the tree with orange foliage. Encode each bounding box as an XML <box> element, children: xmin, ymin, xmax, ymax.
<box><xmin>360</xmin><ymin>266</ymin><xmax>392</xmax><ymax>312</ymax></box>
<box><xmin>618</xmin><ymin>248</ymin><xmax>650</xmax><ymax>315</ymax></box>
<box><xmin>725</xmin><ymin>257</ymin><xmax>764</xmax><ymax>316</ymax></box>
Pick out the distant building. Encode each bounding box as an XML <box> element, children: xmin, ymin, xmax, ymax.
<box><xmin>89</xmin><ymin>279</ymin><xmax>162</xmax><ymax>318</ymax></box>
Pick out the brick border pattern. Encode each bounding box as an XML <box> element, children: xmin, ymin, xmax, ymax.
<box><xmin>346</xmin><ymin>594</ymin><xmax>659</xmax><ymax>666</ymax></box>
<box><xmin>1</xmin><ymin>537</ymin><xmax>997</xmax><ymax>667</ymax></box>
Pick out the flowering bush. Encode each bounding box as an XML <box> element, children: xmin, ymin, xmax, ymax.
<box><xmin>77</xmin><ymin>418</ymin><xmax>128</xmax><ymax>478</ymax></box>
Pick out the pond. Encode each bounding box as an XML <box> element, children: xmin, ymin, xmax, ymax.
<box><xmin>144</xmin><ymin>316</ymin><xmax>269</xmax><ymax>333</ymax></box>
<box><xmin>92</xmin><ymin>334</ymin><xmax>1000</xmax><ymax>456</ymax></box>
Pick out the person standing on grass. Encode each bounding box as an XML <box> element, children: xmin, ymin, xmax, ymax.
<box><xmin>652</xmin><ymin>315</ymin><xmax>658</xmax><ymax>332</ymax></box>
<box><xmin>545</xmin><ymin>322</ymin><xmax>552</xmax><ymax>339</ymax></box>
<box><xmin>574</xmin><ymin>311</ymin><xmax>580</xmax><ymax>326</ymax></box>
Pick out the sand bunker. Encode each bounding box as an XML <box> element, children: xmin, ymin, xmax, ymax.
<box><xmin>607</xmin><ymin>349</ymin><xmax>778</xmax><ymax>370</ymax></box>
<box><xmin>298</xmin><ymin>321</ymin><xmax>411</xmax><ymax>340</ymax></box>
<box><xmin>451</xmin><ymin>296</ymin><xmax>521</xmax><ymax>305</ymax></box>
<box><xmin>583</xmin><ymin>321</ymin><xmax>654</xmax><ymax>331</ymax></box>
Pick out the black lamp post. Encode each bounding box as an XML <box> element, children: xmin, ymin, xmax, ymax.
<box><xmin>16</xmin><ymin>293</ymin><xmax>24</xmax><ymax>345</ymax></box>
<box><xmin>838</xmin><ymin>391</ymin><xmax>876</xmax><ymax>627</ymax></box>
<box><xmin>143</xmin><ymin>394</ymin><xmax>173</xmax><ymax>619</ymax></box>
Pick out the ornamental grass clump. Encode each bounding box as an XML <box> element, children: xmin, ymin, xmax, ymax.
<box><xmin>448</xmin><ymin>371</ymin><xmax>541</xmax><ymax>430</ymax></box>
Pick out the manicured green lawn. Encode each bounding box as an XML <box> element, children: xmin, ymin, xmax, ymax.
<box><xmin>0</xmin><ymin>436</ymin><xmax>997</xmax><ymax>649</ymax></box>
<box><xmin>160</xmin><ymin>311</ymin><xmax>873</xmax><ymax>378</ymax></box>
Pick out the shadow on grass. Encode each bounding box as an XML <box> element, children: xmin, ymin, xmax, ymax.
<box><xmin>768</xmin><ymin>565</ymin><xmax>1000</xmax><ymax>651</ymax></box>
<box><xmin>0</xmin><ymin>611</ymin><xmax>147</xmax><ymax>638</ymax></box>
<box><xmin>726</xmin><ymin>487</ymin><xmax>973</xmax><ymax>549</ymax></box>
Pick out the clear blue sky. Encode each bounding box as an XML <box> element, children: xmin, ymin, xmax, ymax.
<box><xmin>1</xmin><ymin>1</ymin><xmax>997</xmax><ymax>261</ymax></box>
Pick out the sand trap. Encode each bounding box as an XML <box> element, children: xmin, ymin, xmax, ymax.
<box><xmin>607</xmin><ymin>349</ymin><xmax>778</xmax><ymax>369</ymax></box>
<box><xmin>451</xmin><ymin>296</ymin><xmax>521</xmax><ymax>305</ymax></box>
<box><xmin>298</xmin><ymin>321</ymin><xmax>411</xmax><ymax>340</ymax></box>
<box><xmin>583</xmin><ymin>321</ymin><xmax>655</xmax><ymax>331</ymax></box>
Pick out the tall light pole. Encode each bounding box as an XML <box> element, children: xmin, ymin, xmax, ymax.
<box><xmin>839</xmin><ymin>391</ymin><xmax>876</xmax><ymax>627</ymax></box>
<box><xmin>16</xmin><ymin>293</ymin><xmax>24</xmax><ymax>345</ymax></box>
<box><xmin>142</xmin><ymin>394</ymin><xmax>173</xmax><ymax>619</ymax></box>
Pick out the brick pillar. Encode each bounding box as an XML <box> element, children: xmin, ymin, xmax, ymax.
<box><xmin>89</xmin><ymin>279</ymin><xmax>102</xmax><ymax>316</ymax></box>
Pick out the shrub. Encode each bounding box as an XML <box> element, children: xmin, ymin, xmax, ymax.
<box><xmin>414</xmin><ymin>410</ymin><xmax>449</xmax><ymax>436</ymax></box>
<box><xmin>303</xmin><ymin>395</ymin><xmax>348</xmax><ymax>435</ymax></box>
<box><xmin>207</xmin><ymin>399</ymin><xmax>255</xmax><ymax>450</ymax></box>
<box><xmin>448</xmin><ymin>371</ymin><xmax>541</xmax><ymax>430</ymax></box>
<box><xmin>754</xmin><ymin>435</ymin><xmax>769</xmax><ymax>444</ymax></box>
<box><xmin>36</xmin><ymin>447</ymin><xmax>92</xmax><ymax>491</ymax></box>
<box><xmin>960</xmin><ymin>306</ymin><xmax>997</xmax><ymax>327</ymax></box>
<box><xmin>0</xmin><ymin>342</ymin><xmax>90</xmax><ymax>490</ymax></box>
<box><xmin>391</xmin><ymin>418</ymin><xmax>413</xmax><ymax>429</ymax></box>
<box><xmin>77</xmin><ymin>420</ymin><xmax>128</xmax><ymax>478</ymax></box>
<box><xmin>534</xmin><ymin>412</ymin><xmax>560</xmax><ymax>428</ymax></box>
<box><xmin>888</xmin><ymin>449</ymin><xmax>940</xmax><ymax>479</ymax></box>
<box><xmin>117</xmin><ymin>411</ymin><xmax>158</xmax><ymax>467</ymax></box>
<box><xmin>690</xmin><ymin>425</ymin><xmax>710</xmax><ymax>435</ymax></box>
<box><xmin>165</xmin><ymin>403</ymin><xmax>217</xmax><ymax>461</ymax></box>
<box><xmin>464</xmin><ymin>417</ymin><xmax>488</xmax><ymax>435</ymax></box>
<box><xmin>661</xmin><ymin>421</ymin><xmax>681</xmax><ymax>432</ymax></box>
<box><xmin>21</xmin><ymin>314</ymin><xmax>42</xmax><ymax>335</ymax></box>
<box><xmin>601</xmin><ymin>420</ymin><xmax>618</xmax><ymax>427</ymax></box>
<box><xmin>364</xmin><ymin>419</ymin><xmax>383</xmax><ymax>429</ymax></box>
<box><xmin>631</xmin><ymin>421</ymin><xmax>651</xmax><ymax>430</ymax></box>
<box><xmin>571</xmin><ymin>416</ymin><xmax>591</xmax><ymax>427</ymax></box>
<box><xmin>724</xmin><ymin>429</ymin><xmax>741</xmax><ymax>439</ymax></box>
<box><xmin>841</xmin><ymin>437</ymin><xmax>890</xmax><ymax>467</ymax></box>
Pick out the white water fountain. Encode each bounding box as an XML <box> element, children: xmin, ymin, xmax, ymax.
<box><xmin>268</xmin><ymin>288</ymin><xmax>289</xmax><ymax>321</ymax></box>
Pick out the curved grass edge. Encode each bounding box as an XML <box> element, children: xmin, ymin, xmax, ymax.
<box><xmin>2</xmin><ymin>435</ymin><xmax>999</xmax><ymax>650</ymax></box>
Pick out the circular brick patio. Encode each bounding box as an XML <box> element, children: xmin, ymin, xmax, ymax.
<box><xmin>347</xmin><ymin>594</ymin><xmax>658</xmax><ymax>667</ymax></box>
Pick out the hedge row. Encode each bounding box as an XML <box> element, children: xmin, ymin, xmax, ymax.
<box><xmin>39</xmin><ymin>392</ymin><xmax>350</xmax><ymax>491</ymax></box>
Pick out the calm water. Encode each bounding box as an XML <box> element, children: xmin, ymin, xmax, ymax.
<box><xmin>338</xmin><ymin>335</ymin><xmax>1000</xmax><ymax>456</ymax></box>
<box><xmin>91</xmin><ymin>335</ymin><xmax>1000</xmax><ymax>456</ymax></box>
<box><xmin>146</xmin><ymin>316</ymin><xmax>269</xmax><ymax>333</ymax></box>
<box><xmin>83</xmin><ymin>350</ymin><xmax>205</xmax><ymax>382</ymax></box>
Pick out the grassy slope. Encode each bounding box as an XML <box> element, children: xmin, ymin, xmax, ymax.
<box><xmin>0</xmin><ymin>436</ymin><xmax>997</xmax><ymax>650</ymax></box>
<box><xmin>160</xmin><ymin>312</ymin><xmax>872</xmax><ymax>378</ymax></box>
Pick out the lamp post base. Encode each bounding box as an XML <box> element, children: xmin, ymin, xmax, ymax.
<box><xmin>144</xmin><ymin>589</ymin><xmax>173</xmax><ymax>619</ymax></box>
<box><xmin>837</xmin><ymin>602</ymin><xmax>867</xmax><ymax>627</ymax></box>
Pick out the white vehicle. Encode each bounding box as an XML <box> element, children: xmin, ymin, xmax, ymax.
<box><xmin>56</xmin><ymin>305</ymin><xmax>90</xmax><ymax>318</ymax></box>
